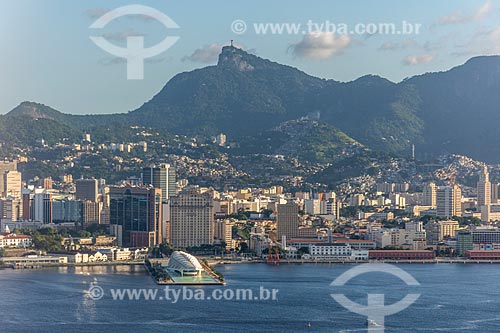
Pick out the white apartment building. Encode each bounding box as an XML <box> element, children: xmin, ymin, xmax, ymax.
<box><xmin>309</xmin><ymin>243</ymin><xmax>368</xmax><ymax>260</ymax></box>
<box><xmin>372</xmin><ymin>228</ymin><xmax>427</xmax><ymax>249</ymax></box>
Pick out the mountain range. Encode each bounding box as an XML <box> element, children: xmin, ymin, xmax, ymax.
<box><xmin>3</xmin><ymin>46</ymin><xmax>500</xmax><ymax>163</ymax></box>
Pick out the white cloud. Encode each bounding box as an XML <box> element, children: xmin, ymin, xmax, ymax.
<box><xmin>289</xmin><ymin>32</ymin><xmax>352</xmax><ymax>60</ymax></box>
<box><xmin>183</xmin><ymin>42</ymin><xmax>251</xmax><ymax>64</ymax></box>
<box><xmin>403</xmin><ymin>54</ymin><xmax>435</xmax><ymax>66</ymax></box>
<box><xmin>473</xmin><ymin>0</ymin><xmax>493</xmax><ymax>20</ymax></box>
<box><xmin>440</xmin><ymin>0</ymin><xmax>492</xmax><ymax>25</ymax></box>
<box><xmin>379</xmin><ymin>42</ymin><xmax>399</xmax><ymax>51</ymax></box>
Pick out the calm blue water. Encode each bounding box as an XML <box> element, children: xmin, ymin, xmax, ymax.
<box><xmin>1</xmin><ymin>263</ymin><xmax>500</xmax><ymax>332</ymax></box>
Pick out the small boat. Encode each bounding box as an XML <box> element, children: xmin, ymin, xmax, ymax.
<box><xmin>307</xmin><ymin>322</ymin><xmax>311</xmax><ymax>328</ymax></box>
<box><xmin>367</xmin><ymin>319</ymin><xmax>382</xmax><ymax>328</ymax></box>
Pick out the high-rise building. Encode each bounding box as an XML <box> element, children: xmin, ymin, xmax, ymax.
<box><xmin>456</xmin><ymin>230</ymin><xmax>473</xmax><ymax>256</ymax></box>
<box><xmin>425</xmin><ymin>220</ymin><xmax>460</xmax><ymax>245</ymax></box>
<box><xmin>423</xmin><ymin>182</ymin><xmax>437</xmax><ymax>207</ymax></box>
<box><xmin>33</xmin><ymin>189</ymin><xmax>52</xmax><ymax>224</ymax></box>
<box><xmin>142</xmin><ymin>164</ymin><xmax>177</xmax><ymax>202</ymax></box>
<box><xmin>276</xmin><ymin>201</ymin><xmax>300</xmax><ymax>241</ymax></box>
<box><xmin>349</xmin><ymin>194</ymin><xmax>365</xmax><ymax>206</ymax></box>
<box><xmin>81</xmin><ymin>201</ymin><xmax>100</xmax><ymax>229</ymax></box>
<box><xmin>52</xmin><ymin>199</ymin><xmax>82</xmax><ymax>223</ymax></box>
<box><xmin>3</xmin><ymin>170</ymin><xmax>22</xmax><ymax>198</ymax></box>
<box><xmin>169</xmin><ymin>189</ymin><xmax>214</xmax><ymax>248</ymax></box>
<box><xmin>326</xmin><ymin>198</ymin><xmax>340</xmax><ymax>219</ymax></box>
<box><xmin>41</xmin><ymin>177</ymin><xmax>53</xmax><ymax>190</ymax></box>
<box><xmin>215</xmin><ymin>133</ymin><xmax>227</xmax><ymax>146</ymax></box>
<box><xmin>109</xmin><ymin>185</ymin><xmax>163</xmax><ymax>247</ymax></box>
<box><xmin>22</xmin><ymin>190</ymin><xmax>32</xmax><ymax>221</ymax></box>
<box><xmin>304</xmin><ymin>199</ymin><xmax>322</xmax><ymax>215</ymax></box>
<box><xmin>0</xmin><ymin>198</ymin><xmax>22</xmax><ymax>222</ymax></box>
<box><xmin>76</xmin><ymin>179</ymin><xmax>99</xmax><ymax>203</ymax></box>
<box><xmin>214</xmin><ymin>219</ymin><xmax>233</xmax><ymax>249</ymax></box>
<box><xmin>477</xmin><ymin>166</ymin><xmax>491</xmax><ymax>208</ymax></box>
<box><xmin>491</xmin><ymin>183</ymin><xmax>499</xmax><ymax>204</ymax></box>
<box><xmin>0</xmin><ymin>160</ymin><xmax>17</xmax><ymax>197</ymax></box>
<box><xmin>437</xmin><ymin>185</ymin><xmax>462</xmax><ymax>217</ymax></box>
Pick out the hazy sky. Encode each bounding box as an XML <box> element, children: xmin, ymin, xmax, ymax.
<box><xmin>1</xmin><ymin>0</ymin><xmax>499</xmax><ymax>115</ymax></box>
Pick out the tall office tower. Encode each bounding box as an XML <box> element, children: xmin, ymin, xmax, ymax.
<box><xmin>3</xmin><ymin>170</ymin><xmax>22</xmax><ymax>198</ymax></box>
<box><xmin>423</xmin><ymin>182</ymin><xmax>437</xmax><ymax>207</ymax></box>
<box><xmin>142</xmin><ymin>163</ymin><xmax>177</xmax><ymax>202</ymax></box>
<box><xmin>109</xmin><ymin>185</ymin><xmax>163</xmax><ymax>247</ymax></box>
<box><xmin>33</xmin><ymin>189</ymin><xmax>52</xmax><ymax>223</ymax></box>
<box><xmin>491</xmin><ymin>183</ymin><xmax>499</xmax><ymax>204</ymax></box>
<box><xmin>169</xmin><ymin>189</ymin><xmax>214</xmax><ymax>248</ymax></box>
<box><xmin>437</xmin><ymin>185</ymin><xmax>462</xmax><ymax>217</ymax></box>
<box><xmin>477</xmin><ymin>165</ymin><xmax>491</xmax><ymax>208</ymax></box>
<box><xmin>81</xmin><ymin>201</ymin><xmax>100</xmax><ymax>229</ymax></box>
<box><xmin>22</xmin><ymin>191</ymin><xmax>32</xmax><ymax>220</ymax></box>
<box><xmin>52</xmin><ymin>199</ymin><xmax>82</xmax><ymax>223</ymax></box>
<box><xmin>0</xmin><ymin>160</ymin><xmax>17</xmax><ymax>197</ymax></box>
<box><xmin>276</xmin><ymin>201</ymin><xmax>300</xmax><ymax>241</ymax></box>
<box><xmin>76</xmin><ymin>179</ymin><xmax>99</xmax><ymax>202</ymax></box>
<box><xmin>0</xmin><ymin>198</ymin><xmax>22</xmax><ymax>222</ymax></box>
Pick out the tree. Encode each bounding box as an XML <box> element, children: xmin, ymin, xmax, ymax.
<box><xmin>297</xmin><ymin>247</ymin><xmax>309</xmax><ymax>255</ymax></box>
<box><xmin>86</xmin><ymin>223</ymin><xmax>109</xmax><ymax>236</ymax></box>
<box><xmin>159</xmin><ymin>243</ymin><xmax>175</xmax><ymax>256</ymax></box>
<box><xmin>238</xmin><ymin>242</ymin><xmax>249</xmax><ymax>253</ymax></box>
<box><xmin>32</xmin><ymin>229</ymin><xmax>63</xmax><ymax>251</ymax></box>
<box><xmin>260</xmin><ymin>208</ymin><xmax>273</xmax><ymax>218</ymax></box>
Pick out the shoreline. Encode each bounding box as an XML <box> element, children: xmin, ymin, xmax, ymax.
<box><xmin>210</xmin><ymin>259</ymin><xmax>500</xmax><ymax>265</ymax></box>
<box><xmin>4</xmin><ymin>258</ymin><xmax>500</xmax><ymax>271</ymax></box>
<box><xmin>0</xmin><ymin>261</ymin><xmax>145</xmax><ymax>270</ymax></box>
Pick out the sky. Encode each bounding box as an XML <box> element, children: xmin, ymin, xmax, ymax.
<box><xmin>1</xmin><ymin>0</ymin><xmax>499</xmax><ymax>115</ymax></box>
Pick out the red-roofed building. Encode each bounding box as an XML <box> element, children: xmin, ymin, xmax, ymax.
<box><xmin>369</xmin><ymin>250</ymin><xmax>435</xmax><ymax>260</ymax></box>
<box><xmin>0</xmin><ymin>233</ymin><xmax>32</xmax><ymax>248</ymax></box>
<box><xmin>465</xmin><ymin>250</ymin><xmax>500</xmax><ymax>260</ymax></box>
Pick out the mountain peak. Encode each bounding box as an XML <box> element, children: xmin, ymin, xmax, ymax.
<box><xmin>352</xmin><ymin>75</ymin><xmax>394</xmax><ymax>86</ymax></box>
<box><xmin>217</xmin><ymin>46</ymin><xmax>255</xmax><ymax>71</ymax></box>
<box><xmin>6</xmin><ymin>101</ymin><xmax>62</xmax><ymax>119</ymax></box>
